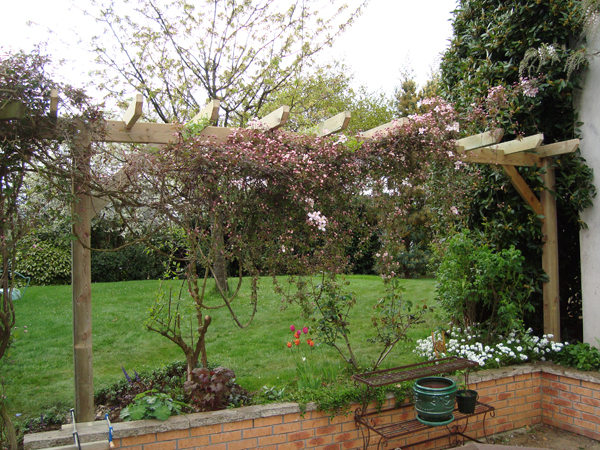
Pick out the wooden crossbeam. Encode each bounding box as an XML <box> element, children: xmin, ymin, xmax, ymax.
<box><xmin>360</xmin><ymin>118</ymin><xmax>409</xmax><ymax>139</ymax></box>
<box><xmin>480</xmin><ymin>133</ymin><xmax>544</xmax><ymax>154</ymax></box>
<box><xmin>0</xmin><ymin>101</ymin><xmax>26</xmax><ymax>120</ymax></box>
<box><xmin>123</xmin><ymin>94</ymin><xmax>143</xmax><ymax>130</ymax></box>
<box><xmin>315</xmin><ymin>111</ymin><xmax>351</xmax><ymax>137</ymax></box>
<box><xmin>251</xmin><ymin>105</ymin><xmax>290</xmax><ymax>131</ymax></box>
<box><xmin>461</xmin><ymin>147</ymin><xmax>541</xmax><ymax>166</ymax></box>
<box><xmin>99</xmin><ymin>121</ymin><xmax>234</xmax><ymax>144</ymax></box>
<box><xmin>189</xmin><ymin>99</ymin><xmax>220</xmax><ymax>125</ymax></box>
<box><xmin>50</xmin><ymin>89</ymin><xmax>59</xmax><ymax>118</ymax></box>
<box><xmin>457</xmin><ymin>129</ymin><xmax>504</xmax><ymax>151</ymax></box>
<box><xmin>535</xmin><ymin>139</ymin><xmax>579</xmax><ymax>158</ymax></box>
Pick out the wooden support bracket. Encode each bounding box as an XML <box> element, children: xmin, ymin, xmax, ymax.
<box><xmin>123</xmin><ymin>94</ymin><xmax>143</xmax><ymax>130</ymax></box>
<box><xmin>251</xmin><ymin>105</ymin><xmax>290</xmax><ymax>131</ymax></box>
<box><xmin>502</xmin><ymin>165</ymin><xmax>544</xmax><ymax>218</ymax></box>
<box><xmin>189</xmin><ymin>99</ymin><xmax>220</xmax><ymax>125</ymax></box>
<box><xmin>360</xmin><ymin>118</ymin><xmax>409</xmax><ymax>139</ymax></box>
<box><xmin>315</xmin><ymin>111</ymin><xmax>351</xmax><ymax>137</ymax></box>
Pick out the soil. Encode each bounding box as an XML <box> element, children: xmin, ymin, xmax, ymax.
<box><xmin>469</xmin><ymin>424</ymin><xmax>600</xmax><ymax>449</ymax></box>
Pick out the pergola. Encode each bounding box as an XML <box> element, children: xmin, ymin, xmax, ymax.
<box><xmin>1</xmin><ymin>92</ymin><xmax>579</xmax><ymax>422</ymax></box>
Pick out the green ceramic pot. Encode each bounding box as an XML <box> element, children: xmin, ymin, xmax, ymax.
<box><xmin>413</xmin><ymin>377</ymin><xmax>457</xmax><ymax>425</ymax></box>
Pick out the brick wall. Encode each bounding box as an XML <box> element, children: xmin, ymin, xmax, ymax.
<box><xmin>24</xmin><ymin>363</ymin><xmax>600</xmax><ymax>450</ymax></box>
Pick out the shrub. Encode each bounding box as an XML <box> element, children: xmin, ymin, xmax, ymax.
<box><xmin>15</xmin><ymin>243</ymin><xmax>71</xmax><ymax>286</ymax></box>
<box><xmin>436</xmin><ymin>230</ymin><xmax>535</xmax><ymax>340</ymax></box>
<box><xmin>553</xmin><ymin>342</ymin><xmax>600</xmax><ymax>371</ymax></box>
<box><xmin>184</xmin><ymin>367</ymin><xmax>251</xmax><ymax>412</ymax></box>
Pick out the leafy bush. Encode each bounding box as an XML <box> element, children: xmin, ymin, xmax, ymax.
<box><xmin>436</xmin><ymin>230</ymin><xmax>534</xmax><ymax>340</ymax></box>
<box><xmin>553</xmin><ymin>342</ymin><xmax>600</xmax><ymax>371</ymax></box>
<box><xmin>184</xmin><ymin>367</ymin><xmax>251</xmax><ymax>412</ymax></box>
<box><xmin>119</xmin><ymin>390</ymin><xmax>187</xmax><ymax>421</ymax></box>
<box><xmin>15</xmin><ymin>243</ymin><xmax>71</xmax><ymax>286</ymax></box>
<box><xmin>91</xmin><ymin>245</ymin><xmax>167</xmax><ymax>282</ymax></box>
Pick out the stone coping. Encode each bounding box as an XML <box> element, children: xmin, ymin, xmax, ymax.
<box><xmin>23</xmin><ymin>362</ymin><xmax>600</xmax><ymax>450</ymax></box>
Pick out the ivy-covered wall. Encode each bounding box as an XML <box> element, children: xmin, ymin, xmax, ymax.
<box><xmin>440</xmin><ymin>0</ymin><xmax>596</xmax><ymax>340</ymax></box>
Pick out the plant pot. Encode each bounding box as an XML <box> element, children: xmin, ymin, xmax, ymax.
<box><xmin>456</xmin><ymin>389</ymin><xmax>478</xmax><ymax>414</ymax></box>
<box><xmin>413</xmin><ymin>377</ymin><xmax>457</xmax><ymax>425</ymax></box>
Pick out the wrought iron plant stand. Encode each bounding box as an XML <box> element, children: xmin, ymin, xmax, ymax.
<box><xmin>352</xmin><ymin>357</ymin><xmax>496</xmax><ymax>449</ymax></box>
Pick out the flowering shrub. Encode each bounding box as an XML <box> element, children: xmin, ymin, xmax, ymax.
<box><xmin>414</xmin><ymin>327</ymin><xmax>564</xmax><ymax>369</ymax></box>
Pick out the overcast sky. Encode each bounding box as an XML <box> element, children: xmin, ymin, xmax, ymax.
<box><xmin>2</xmin><ymin>0</ymin><xmax>458</xmax><ymax>99</ymax></box>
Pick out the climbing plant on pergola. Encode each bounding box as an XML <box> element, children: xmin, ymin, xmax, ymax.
<box><xmin>0</xmin><ymin>91</ymin><xmax>577</xmax><ymax>423</ymax></box>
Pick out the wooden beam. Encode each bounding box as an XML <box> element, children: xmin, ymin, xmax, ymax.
<box><xmin>535</xmin><ymin>139</ymin><xmax>580</xmax><ymax>158</ymax></box>
<box><xmin>189</xmin><ymin>99</ymin><xmax>220</xmax><ymax>125</ymax></box>
<box><xmin>481</xmin><ymin>133</ymin><xmax>544</xmax><ymax>155</ymax></box>
<box><xmin>502</xmin><ymin>165</ymin><xmax>544</xmax><ymax>218</ymax></box>
<box><xmin>50</xmin><ymin>89</ymin><xmax>59</xmax><ymax>118</ymax></box>
<box><xmin>540</xmin><ymin>158</ymin><xmax>561</xmax><ymax>341</ymax></box>
<box><xmin>0</xmin><ymin>101</ymin><xmax>26</xmax><ymax>120</ymax></box>
<box><xmin>315</xmin><ymin>111</ymin><xmax>351</xmax><ymax>137</ymax></box>
<box><xmin>360</xmin><ymin>118</ymin><xmax>409</xmax><ymax>139</ymax></box>
<box><xmin>71</xmin><ymin>131</ymin><xmax>94</xmax><ymax>423</ymax></box>
<box><xmin>99</xmin><ymin>121</ymin><xmax>234</xmax><ymax>144</ymax></box>
<box><xmin>252</xmin><ymin>105</ymin><xmax>290</xmax><ymax>131</ymax></box>
<box><xmin>457</xmin><ymin>129</ymin><xmax>504</xmax><ymax>151</ymax></box>
<box><xmin>461</xmin><ymin>148</ymin><xmax>541</xmax><ymax>166</ymax></box>
<box><xmin>123</xmin><ymin>94</ymin><xmax>143</xmax><ymax>130</ymax></box>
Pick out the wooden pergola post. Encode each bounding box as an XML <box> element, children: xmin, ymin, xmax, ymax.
<box><xmin>540</xmin><ymin>158</ymin><xmax>561</xmax><ymax>341</ymax></box>
<box><xmin>72</xmin><ymin>129</ymin><xmax>94</xmax><ymax>422</ymax></box>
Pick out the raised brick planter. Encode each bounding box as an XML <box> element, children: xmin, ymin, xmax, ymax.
<box><xmin>24</xmin><ymin>363</ymin><xmax>600</xmax><ymax>450</ymax></box>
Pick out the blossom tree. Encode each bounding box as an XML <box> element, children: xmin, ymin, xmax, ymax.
<box><xmin>110</xmin><ymin>96</ymin><xmax>464</xmax><ymax>374</ymax></box>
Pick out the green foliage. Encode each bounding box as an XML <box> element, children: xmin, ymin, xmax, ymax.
<box><xmin>260</xmin><ymin>62</ymin><xmax>395</xmax><ymax>134</ymax></box>
<box><xmin>440</xmin><ymin>0</ymin><xmax>596</xmax><ymax>337</ymax></box>
<box><xmin>259</xmin><ymin>386</ymin><xmax>286</xmax><ymax>403</ymax></box>
<box><xmin>553</xmin><ymin>342</ymin><xmax>600</xmax><ymax>371</ymax></box>
<box><xmin>295</xmin><ymin>360</ymin><xmax>339</xmax><ymax>391</ymax></box>
<box><xmin>436</xmin><ymin>230</ymin><xmax>535</xmax><ymax>340</ymax></box>
<box><xmin>120</xmin><ymin>390</ymin><xmax>187</xmax><ymax>421</ymax></box>
<box><xmin>95</xmin><ymin>361</ymin><xmax>188</xmax><ymax>412</ymax></box>
<box><xmin>15</xmin><ymin>242</ymin><xmax>71</xmax><ymax>286</ymax></box>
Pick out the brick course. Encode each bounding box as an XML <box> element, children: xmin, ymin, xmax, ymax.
<box><xmin>23</xmin><ymin>364</ymin><xmax>600</xmax><ymax>450</ymax></box>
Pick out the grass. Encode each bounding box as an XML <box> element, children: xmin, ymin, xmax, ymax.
<box><xmin>2</xmin><ymin>275</ymin><xmax>442</xmax><ymax>421</ymax></box>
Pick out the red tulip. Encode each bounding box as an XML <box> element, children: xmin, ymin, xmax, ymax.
<box><xmin>287</xmin><ymin>342</ymin><xmax>292</xmax><ymax>348</ymax></box>
<box><xmin>294</xmin><ymin>339</ymin><xmax>300</xmax><ymax>346</ymax></box>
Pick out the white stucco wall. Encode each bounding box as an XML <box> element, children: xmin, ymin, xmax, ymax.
<box><xmin>577</xmin><ymin>34</ymin><xmax>600</xmax><ymax>347</ymax></box>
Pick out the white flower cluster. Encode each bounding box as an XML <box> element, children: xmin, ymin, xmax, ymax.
<box><xmin>307</xmin><ymin>211</ymin><xmax>328</xmax><ymax>232</ymax></box>
<box><xmin>519</xmin><ymin>77</ymin><xmax>539</xmax><ymax>98</ymax></box>
<box><xmin>414</xmin><ymin>326</ymin><xmax>564</xmax><ymax>369</ymax></box>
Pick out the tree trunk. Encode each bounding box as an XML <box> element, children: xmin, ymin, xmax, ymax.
<box><xmin>212</xmin><ymin>212</ymin><xmax>229</xmax><ymax>293</ymax></box>
<box><xmin>0</xmin><ymin>403</ymin><xmax>18</xmax><ymax>450</ymax></box>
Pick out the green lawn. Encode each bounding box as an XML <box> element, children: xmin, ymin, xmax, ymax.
<box><xmin>3</xmin><ymin>276</ymin><xmax>441</xmax><ymax>421</ymax></box>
